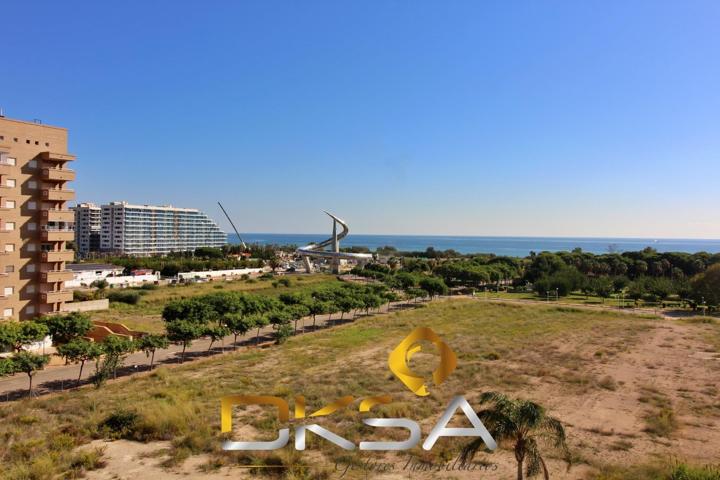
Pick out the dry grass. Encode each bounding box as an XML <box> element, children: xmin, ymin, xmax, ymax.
<box><xmin>0</xmin><ymin>299</ymin><xmax>657</xmax><ymax>478</ymax></box>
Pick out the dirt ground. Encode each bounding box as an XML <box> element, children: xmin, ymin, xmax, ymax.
<box><xmin>81</xmin><ymin>312</ymin><xmax>720</xmax><ymax>480</ymax></box>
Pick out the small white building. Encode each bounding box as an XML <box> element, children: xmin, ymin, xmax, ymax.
<box><xmin>67</xmin><ymin>263</ymin><xmax>125</xmax><ymax>287</ymax></box>
<box><xmin>177</xmin><ymin>267</ymin><xmax>266</xmax><ymax>282</ymax></box>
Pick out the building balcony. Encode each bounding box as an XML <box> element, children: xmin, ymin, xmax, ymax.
<box><xmin>41</xmin><ymin>229</ymin><xmax>75</xmax><ymax>242</ymax></box>
<box><xmin>40</xmin><ymin>152</ymin><xmax>76</xmax><ymax>163</ymax></box>
<box><xmin>40</xmin><ymin>270</ymin><xmax>74</xmax><ymax>283</ymax></box>
<box><xmin>42</xmin><ymin>188</ymin><xmax>75</xmax><ymax>202</ymax></box>
<box><xmin>42</xmin><ymin>167</ymin><xmax>76</xmax><ymax>182</ymax></box>
<box><xmin>41</xmin><ymin>290</ymin><xmax>73</xmax><ymax>304</ymax></box>
<box><xmin>41</xmin><ymin>250</ymin><xmax>75</xmax><ymax>263</ymax></box>
<box><xmin>42</xmin><ymin>209</ymin><xmax>75</xmax><ymax>223</ymax></box>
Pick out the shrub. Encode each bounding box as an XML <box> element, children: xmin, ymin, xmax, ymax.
<box><xmin>139</xmin><ymin>283</ymin><xmax>158</xmax><ymax>291</ymax></box>
<box><xmin>107</xmin><ymin>290</ymin><xmax>141</xmax><ymax>305</ymax></box>
<box><xmin>99</xmin><ymin>410</ymin><xmax>140</xmax><ymax>439</ymax></box>
<box><xmin>73</xmin><ymin>290</ymin><xmax>94</xmax><ymax>302</ymax></box>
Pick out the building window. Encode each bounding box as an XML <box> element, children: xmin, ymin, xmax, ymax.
<box><xmin>2</xmin><ymin>157</ymin><xmax>16</xmax><ymax>166</ymax></box>
<box><xmin>28</xmin><ymin>222</ymin><xmax>37</xmax><ymax>231</ymax></box>
<box><xmin>5</xmin><ymin>200</ymin><xmax>15</xmax><ymax>208</ymax></box>
<box><xmin>28</xmin><ymin>160</ymin><xmax>37</xmax><ymax>168</ymax></box>
<box><xmin>27</xmin><ymin>243</ymin><xmax>37</xmax><ymax>252</ymax></box>
<box><xmin>26</xmin><ymin>264</ymin><xmax>36</xmax><ymax>273</ymax></box>
<box><xmin>5</xmin><ymin>243</ymin><xmax>15</xmax><ymax>252</ymax></box>
<box><xmin>27</xmin><ymin>285</ymin><xmax>35</xmax><ymax>294</ymax></box>
<box><xmin>4</xmin><ymin>265</ymin><xmax>14</xmax><ymax>273</ymax></box>
<box><xmin>26</xmin><ymin>305</ymin><xmax>35</xmax><ymax>315</ymax></box>
<box><xmin>28</xmin><ymin>201</ymin><xmax>37</xmax><ymax>210</ymax></box>
<box><xmin>3</xmin><ymin>287</ymin><xmax>13</xmax><ymax>296</ymax></box>
<box><xmin>4</xmin><ymin>222</ymin><xmax>14</xmax><ymax>231</ymax></box>
<box><xmin>6</xmin><ymin>178</ymin><xmax>15</xmax><ymax>188</ymax></box>
<box><xmin>28</xmin><ymin>180</ymin><xmax>37</xmax><ymax>189</ymax></box>
<box><xmin>2</xmin><ymin>308</ymin><xmax>12</xmax><ymax>318</ymax></box>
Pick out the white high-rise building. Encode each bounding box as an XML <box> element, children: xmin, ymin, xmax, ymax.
<box><xmin>73</xmin><ymin>202</ymin><xmax>102</xmax><ymax>258</ymax></box>
<box><xmin>99</xmin><ymin>202</ymin><xmax>226</xmax><ymax>256</ymax></box>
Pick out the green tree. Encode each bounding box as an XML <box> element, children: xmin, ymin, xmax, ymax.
<box><xmin>248</xmin><ymin>313</ymin><xmax>269</xmax><ymax>347</ymax></box>
<box><xmin>136</xmin><ymin>334</ymin><xmax>170</xmax><ymax>369</ymax></box>
<box><xmin>101</xmin><ymin>335</ymin><xmax>136</xmax><ymax>379</ymax></box>
<box><xmin>590</xmin><ymin>277</ymin><xmax>614</xmax><ymax>303</ymax></box>
<box><xmin>287</xmin><ymin>304</ymin><xmax>310</xmax><ymax>333</ymax></box>
<box><xmin>268</xmin><ymin>307</ymin><xmax>293</xmax><ymax>344</ymax></box>
<box><xmin>38</xmin><ymin>312</ymin><xmax>93</xmax><ymax>345</ymax></box>
<box><xmin>461</xmin><ymin>392</ymin><xmax>570</xmax><ymax>480</ymax></box>
<box><xmin>689</xmin><ymin>264</ymin><xmax>720</xmax><ymax>307</ymax></box>
<box><xmin>56</xmin><ymin>339</ymin><xmax>103</xmax><ymax>385</ymax></box>
<box><xmin>419</xmin><ymin>277</ymin><xmax>449</xmax><ymax>299</ymax></box>
<box><xmin>166</xmin><ymin>320</ymin><xmax>204</xmax><ymax>363</ymax></box>
<box><xmin>204</xmin><ymin>324</ymin><xmax>231</xmax><ymax>351</ymax></box>
<box><xmin>0</xmin><ymin>357</ymin><xmax>16</xmax><ymax>377</ymax></box>
<box><xmin>224</xmin><ymin>312</ymin><xmax>254</xmax><ymax>349</ymax></box>
<box><xmin>308</xmin><ymin>300</ymin><xmax>331</xmax><ymax>329</ymax></box>
<box><xmin>0</xmin><ymin>321</ymin><xmax>49</xmax><ymax>352</ymax></box>
<box><xmin>12</xmin><ymin>351</ymin><xmax>50</xmax><ymax>395</ymax></box>
<box><xmin>162</xmin><ymin>297</ymin><xmax>216</xmax><ymax>324</ymax></box>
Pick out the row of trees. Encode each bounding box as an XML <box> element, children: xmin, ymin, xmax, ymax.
<box><xmin>0</xmin><ymin>312</ymin><xmax>171</xmax><ymax>393</ymax></box>
<box><xmin>524</xmin><ymin>249</ymin><xmax>720</xmax><ymax>282</ymax></box>
<box><xmin>1</xmin><ymin>274</ymin><xmax>453</xmax><ymax>395</ymax></box>
<box><xmin>160</xmin><ymin>282</ymin><xmax>407</xmax><ymax>361</ymax></box>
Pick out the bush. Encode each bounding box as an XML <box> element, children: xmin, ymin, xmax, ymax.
<box><xmin>99</xmin><ymin>410</ymin><xmax>140</xmax><ymax>439</ymax></box>
<box><xmin>107</xmin><ymin>290</ymin><xmax>141</xmax><ymax>305</ymax></box>
<box><xmin>139</xmin><ymin>283</ymin><xmax>158</xmax><ymax>291</ymax></box>
<box><xmin>73</xmin><ymin>290</ymin><xmax>94</xmax><ymax>302</ymax></box>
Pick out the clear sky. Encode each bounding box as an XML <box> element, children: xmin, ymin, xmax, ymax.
<box><xmin>3</xmin><ymin>1</ymin><xmax>719</xmax><ymax>238</ymax></box>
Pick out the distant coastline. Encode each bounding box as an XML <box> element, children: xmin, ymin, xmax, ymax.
<box><xmin>228</xmin><ymin>233</ymin><xmax>720</xmax><ymax>256</ymax></box>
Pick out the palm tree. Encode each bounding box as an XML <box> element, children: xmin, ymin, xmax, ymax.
<box><xmin>461</xmin><ymin>392</ymin><xmax>570</xmax><ymax>480</ymax></box>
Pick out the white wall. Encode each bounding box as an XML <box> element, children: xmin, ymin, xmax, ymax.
<box><xmin>177</xmin><ymin>267</ymin><xmax>266</xmax><ymax>281</ymax></box>
<box><xmin>66</xmin><ymin>273</ymin><xmax>160</xmax><ymax>288</ymax></box>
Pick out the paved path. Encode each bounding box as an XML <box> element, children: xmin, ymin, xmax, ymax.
<box><xmin>0</xmin><ymin>301</ymin><xmax>414</xmax><ymax>401</ymax></box>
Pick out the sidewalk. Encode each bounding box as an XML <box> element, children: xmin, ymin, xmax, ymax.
<box><xmin>0</xmin><ymin>301</ymin><xmax>411</xmax><ymax>401</ymax></box>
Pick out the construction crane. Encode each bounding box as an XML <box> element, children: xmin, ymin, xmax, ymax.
<box><xmin>217</xmin><ymin>202</ymin><xmax>247</xmax><ymax>251</ymax></box>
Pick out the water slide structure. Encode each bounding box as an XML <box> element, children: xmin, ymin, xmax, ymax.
<box><xmin>297</xmin><ymin>212</ymin><xmax>374</xmax><ymax>273</ymax></box>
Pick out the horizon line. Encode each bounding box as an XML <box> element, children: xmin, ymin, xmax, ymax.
<box><xmin>224</xmin><ymin>233</ymin><xmax>720</xmax><ymax>242</ymax></box>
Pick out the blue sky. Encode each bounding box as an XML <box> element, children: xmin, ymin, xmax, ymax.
<box><xmin>3</xmin><ymin>1</ymin><xmax>719</xmax><ymax>238</ymax></box>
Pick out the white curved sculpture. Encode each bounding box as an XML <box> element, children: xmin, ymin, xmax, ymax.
<box><xmin>297</xmin><ymin>212</ymin><xmax>373</xmax><ymax>273</ymax></box>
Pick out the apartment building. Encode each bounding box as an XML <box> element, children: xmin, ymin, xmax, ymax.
<box><xmin>99</xmin><ymin>202</ymin><xmax>226</xmax><ymax>256</ymax></box>
<box><xmin>0</xmin><ymin>116</ymin><xmax>75</xmax><ymax>321</ymax></box>
<box><xmin>73</xmin><ymin>202</ymin><xmax>101</xmax><ymax>258</ymax></box>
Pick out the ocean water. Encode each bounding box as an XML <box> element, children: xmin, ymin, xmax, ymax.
<box><xmin>228</xmin><ymin>234</ymin><xmax>720</xmax><ymax>257</ymax></box>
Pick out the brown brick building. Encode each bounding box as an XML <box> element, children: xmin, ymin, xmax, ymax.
<box><xmin>0</xmin><ymin>115</ymin><xmax>75</xmax><ymax>321</ymax></box>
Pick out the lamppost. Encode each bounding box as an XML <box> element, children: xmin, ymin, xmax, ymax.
<box><xmin>555</xmin><ymin>288</ymin><xmax>559</xmax><ymax>302</ymax></box>
<box><xmin>702</xmin><ymin>296</ymin><xmax>707</xmax><ymax>318</ymax></box>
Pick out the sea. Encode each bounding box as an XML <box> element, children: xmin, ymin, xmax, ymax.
<box><xmin>228</xmin><ymin>234</ymin><xmax>720</xmax><ymax>257</ymax></box>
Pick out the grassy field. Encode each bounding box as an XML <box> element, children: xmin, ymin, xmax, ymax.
<box><xmin>482</xmin><ymin>290</ymin><xmax>686</xmax><ymax>310</ymax></box>
<box><xmin>1</xmin><ymin>299</ymin><xmax>718</xmax><ymax>479</ymax></box>
<box><xmin>90</xmin><ymin>274</ymin><xmax>340</xmax><ymax>333</ymax></box>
